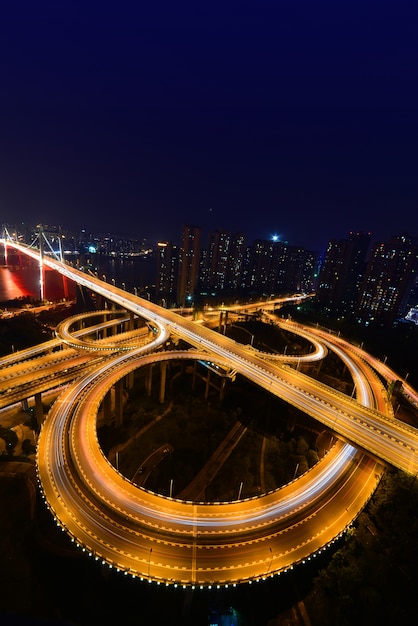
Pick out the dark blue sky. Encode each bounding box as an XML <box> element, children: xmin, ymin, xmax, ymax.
<box><xmin>1</xmin><ymin>0</ymin><xmax>417</xmax><ymax>255</ymax></box>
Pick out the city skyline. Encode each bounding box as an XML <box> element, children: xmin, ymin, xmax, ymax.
<box><xmin>2</xmin><ymin>222</ymin><xmax>417</xmax><ymax>331</ymax></box>
<box><xmin>3</xmin><ymin>216</ymin><xmax>417</xmax><ymax>263</ymax></box>
<box><xmin>1</xmin><ymin>2</ymin><xmax>418</xmax><ymax>255</ymax></box>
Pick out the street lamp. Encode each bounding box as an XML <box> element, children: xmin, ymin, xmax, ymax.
<box><xmin>267</xmin><ymin>547</ymin><xmax>273</xmax><ymax>574</ymax></box>
<box><xmin>230</xmin><ymin>324</ymin><xmax>254</xmax><ymax>346</ymax></box>
<box><xmin>148</xmin><ymin>547</ymin><xmax>152</xmax><ymax>580</ymax></box>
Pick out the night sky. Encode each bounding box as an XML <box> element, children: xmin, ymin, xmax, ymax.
<box><xmin>1</xmin><ymin>1</ymin><xmax>418</xmax><ymax>255</ymax></box>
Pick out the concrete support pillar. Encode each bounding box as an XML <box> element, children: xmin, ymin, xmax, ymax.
<box><xmin>219</xmin><ymin>377</ymin><xmax>227</xmax><ymax>402</ymax></box>
<box><xmin>129</xmin><ymin>312</ymin><xmax>135</xmax><ymax>331</ymax></box>
<box><xmin>35</xmin><ymin>393</ymin><xmax>44</xmax><ymax>426</ymax></box>
<box><xmin>114</xmin><ymin>381</ymin><xmax>124</xmax><ymax>428</ymax></box>
<box><xmin>102</xmin><ymin>312</ymin><xmax>108</xmax><ymax>338</ymax></box>
<box><xmin>62</xmin><ymin>275</ymin><xmax>70</xmax><ymax>300</ymax></box>
<box><xmin>218</xmin><ymin>310</ymin><xmax>228</xmax><ymax>334</ymax></box>
<box><xmin>204</xmin><ymin>370</ymin><xmax>211</xmax><ymax>401</ymax></box>
<box><xmin>159</xmin><ymin>361</ymin><xmax>167</xmax><ymax>404</ymax></box>
<box><xmin>159</xmin><ymin>362</ymin><xmax>167</xmax><ymax>404</ymax></box>
<box><xmin>146</xmin><ymin>364</ymin><xmax>153</xmax><ymax>397</ymax></box>
<box><xmin>192</xmin><ymin>361</ymin><xmax>197</xmax><ymax>391</ymax></box>
<box><xmin>218</xmin><ymin>311</ymin><xmax>223</xmax><ymax>333</ymax></box>
<box><xmin>102</xmin><ymin>390</ymin><xmax>112</xmax><ymax>425</ymax></box>
<box><xmin>126</xmin><ymin>370</ymin><xmax>135</xmax><ymax>390</ymax></box>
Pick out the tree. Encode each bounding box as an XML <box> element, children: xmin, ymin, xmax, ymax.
<box><xmin>0</xmin><ymin>427</ymin><xmax>18</xmax><ymax>454</ymax></box>
<box><xmin>22</xmin><ymin>439</ymin><xmax>36</xmax><ymax>456</ymax></box>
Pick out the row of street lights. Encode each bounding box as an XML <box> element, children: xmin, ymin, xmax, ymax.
<box><xmin>101</xmin><ymin>274</ymin><xmax>150</xmax><ymax>299</ymax></box>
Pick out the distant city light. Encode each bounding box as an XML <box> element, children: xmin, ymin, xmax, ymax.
<box><xmin>272</xmin><ymin>234</ymin><xmax>280</xmax><ymax>242</ymax></box>
<box><xmin>405</xmin><ymin>308</ymin><xmax>418</xmax><ymax>325</ymax></box>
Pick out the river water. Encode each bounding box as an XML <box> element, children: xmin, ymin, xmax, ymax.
<box><xmin>0</xmin><ymin>251</ymin><xmax>157</xmax><ymax>304</ymax></box>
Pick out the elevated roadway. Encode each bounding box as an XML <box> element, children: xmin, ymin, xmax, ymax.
<box><xmin>0</xmin><ymin>312</ymin><xmax>166</xmax><ymax>411</ymax></box>
<box><xmin>37</xmin><ymin>347</ymin><xmax>383</xmax><ymax>585</ymax></box>
<box><xmin>2</xmin><ymin>238</ymin><xmax>418</xmax><ymax>586</ymax></box>
<box><xmin>2</xmin><ymin>238</ymin><xmax>416</xmax><ymax>473</ymax></box>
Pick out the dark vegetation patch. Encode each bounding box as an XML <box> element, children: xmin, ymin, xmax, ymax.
<box><xmin>305</xmin><ymin>468</ymin><xmax>418</xmax><ymax>625</ymax></box>
<box><xmin>98</xmin><ymin>360</ymin><xmax>321</xmax><ymax>501</ymax></box>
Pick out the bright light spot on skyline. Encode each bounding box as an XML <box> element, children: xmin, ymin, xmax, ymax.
<box><xmin>272</xmin><ymin>234</ymin><xmax>280</xmax><ymax>242</ymax></box>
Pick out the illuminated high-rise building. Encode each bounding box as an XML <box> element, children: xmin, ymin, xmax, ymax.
<box><xmin>243</xmin><ymin>239</ymin><xmax>283</xmax><ymax>293</ymax></box>
<box><xmin>317</xmin><ymin>231</ymin><xmax>371</xmax><ymax>315</ymax></box>
<box><xmin>280</xmin><ymin>244</ymin><xmax>317</xmax><ymax>294</ymax></box>
<box><xmin>177</xmin><ymin>224</ymin><xmax>202</xmax><ymax>307</ymax></box>
<box><xmin>227</xmin><ymin>232</ymin><xmax>247</xmax><ymax>291</ymax></box>
<box><xmin>356</xmin><ymin>233</ymin><xmax>418</xmax><ymax>326</ymax></box>
<box><xmin>205</xmin><ymin>229</ymin><xmax>231</xmax><ymax>291</ymax></box>
<box><xmin>203</xmin><ymin>230</ymin><xmax>246</xmax><ymax>293</ymax></box>
<box><xmin>241</xmin><ymin>238</ymin><xmax>316</xmax><ymax>296</ymax></box>
<box><xmin>156</xmin><ymin>241</ymin><xmax>179</xmax><ymax>306</ymax></box>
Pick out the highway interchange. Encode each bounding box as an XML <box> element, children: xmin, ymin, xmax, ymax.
<box><xmin>1</xmin><ymin>238</ymin><xmax>418</xmax><ymax>586</ymax></box>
